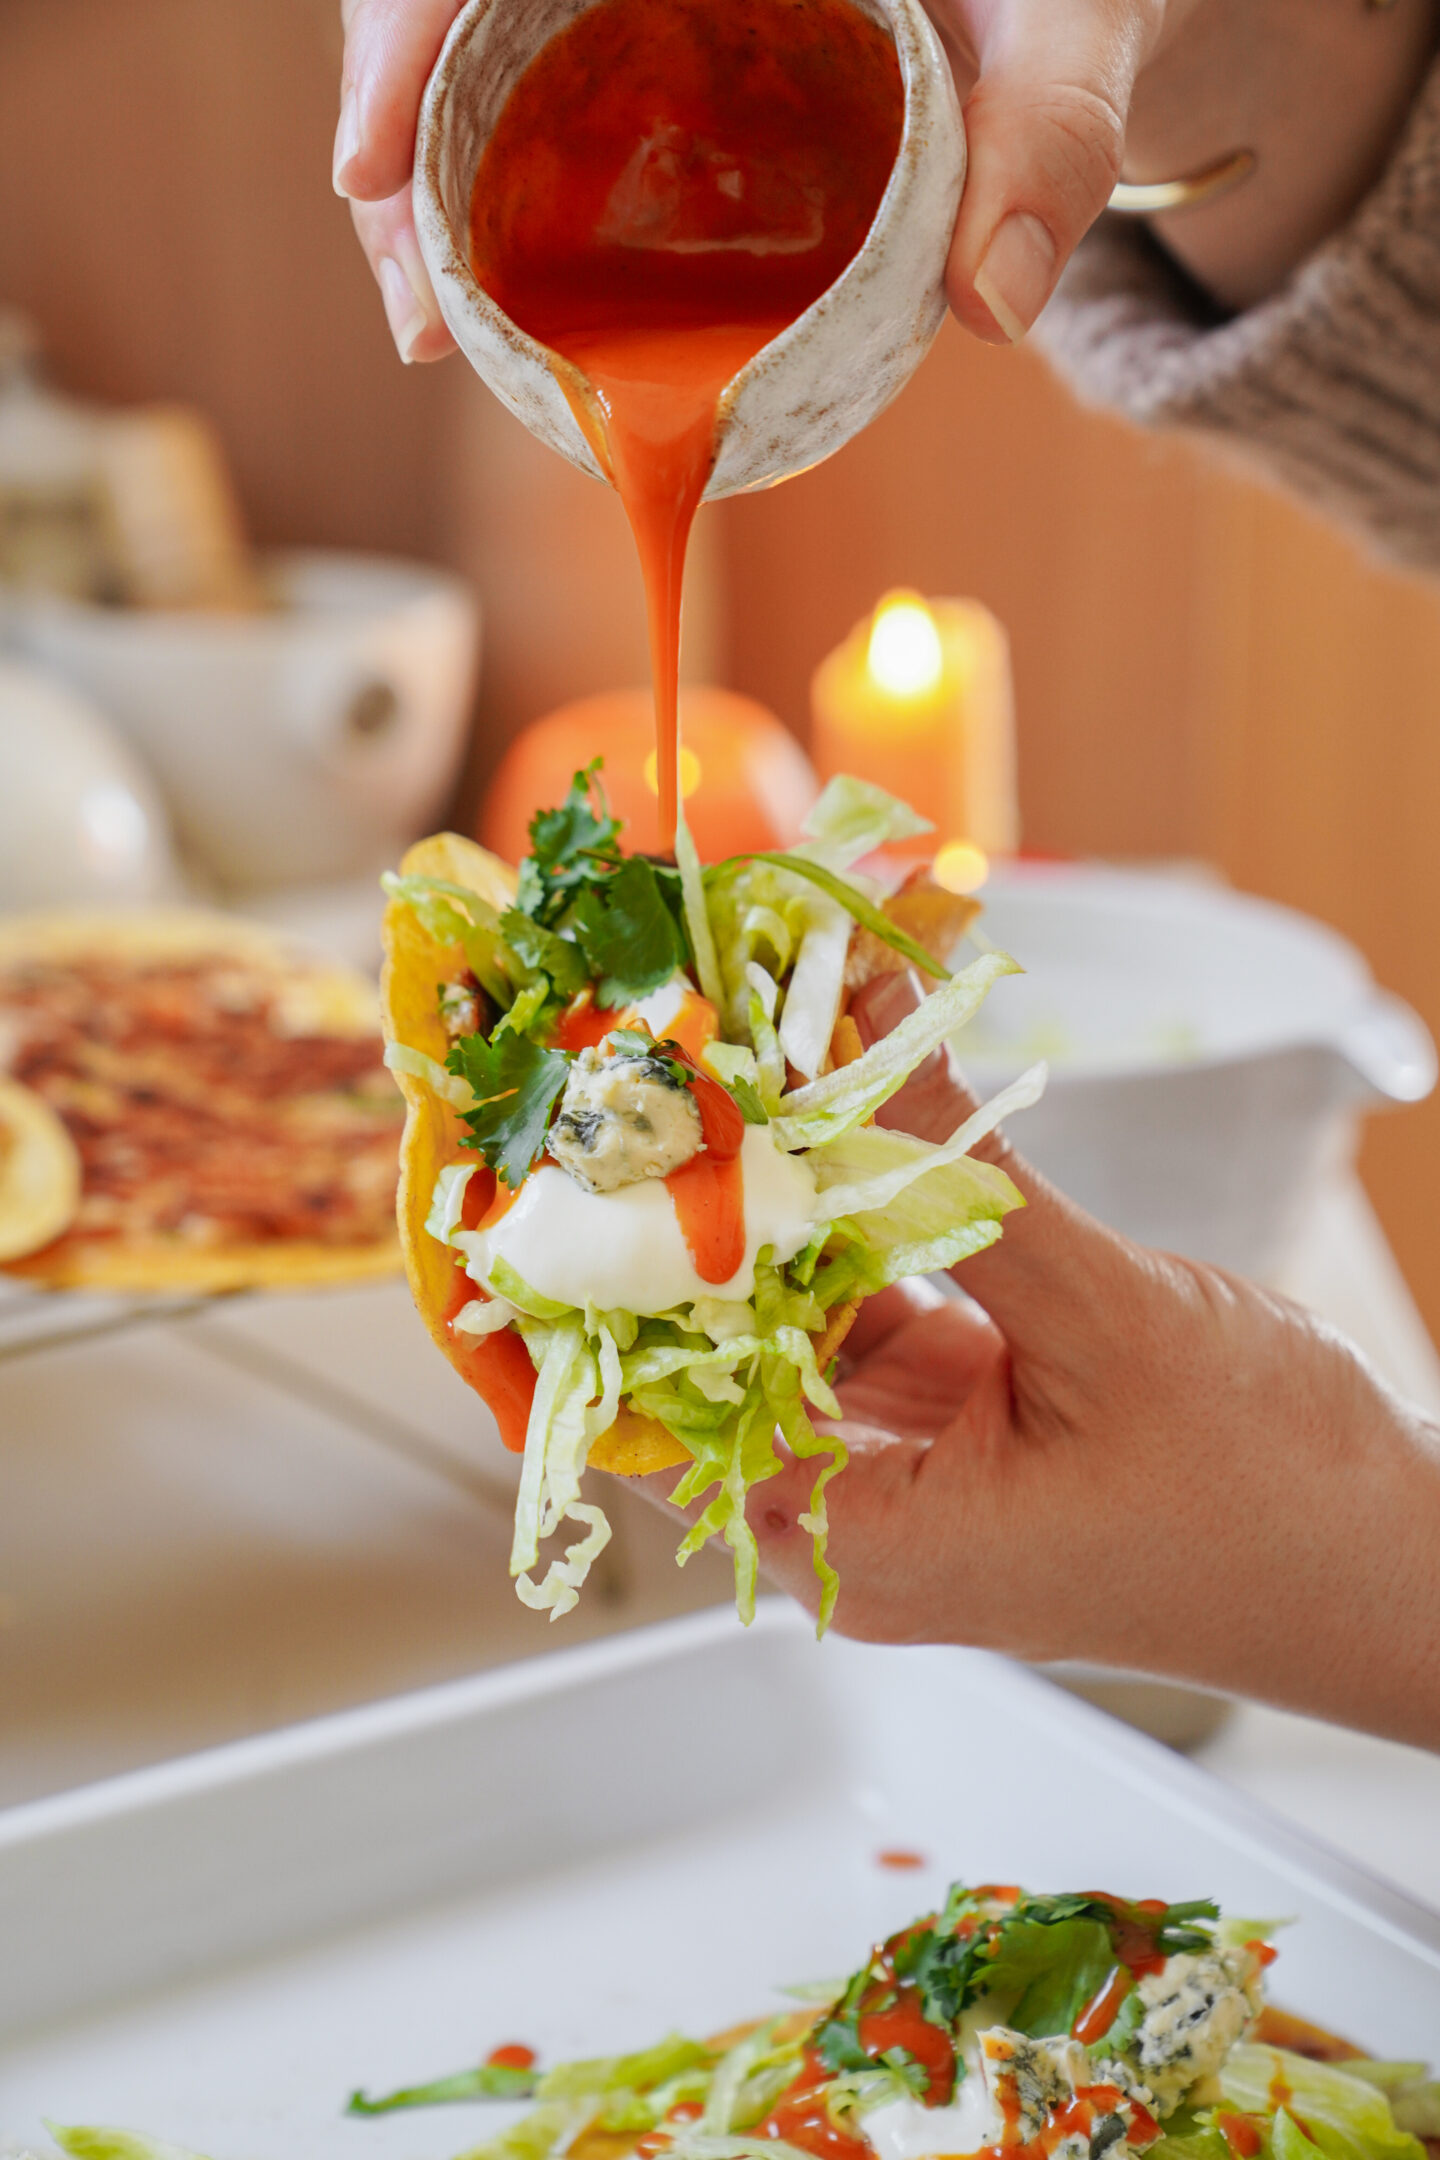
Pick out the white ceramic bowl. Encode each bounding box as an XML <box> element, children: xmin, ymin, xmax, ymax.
<box><xmin>0</xmin><ymin>660</ymin><xmax>179</xmax><ymax>909</ymax></box>
<box><xmin>956</xmin><ymin>863</ymin><xmax>1436</xmax><ymax>1278</ymax></box>
<box><xmin>1</xmin><ymin>551</ymin><xmax>479</xmax><ymax>890</ymax></box>
<box><xmin>413</xmin><ymin>0</ymin><xmax>965</xmax><ymax>498</ymax></box>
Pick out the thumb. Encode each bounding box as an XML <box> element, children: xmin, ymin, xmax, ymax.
<box><xmin>946</xmin><ymin>0</ymin><xmax>1160</xmax><ymax>343</ymax></box>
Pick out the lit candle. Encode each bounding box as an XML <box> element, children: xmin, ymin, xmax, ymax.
<box><xmin>810</xmin><ymin>590</ymin><xmax>1018</xmax><ymax>860</ymax></box>
<box><xmin>480</xmin><ymin>686</ymin><xmax>818</xmax><ymax>863</ymax></box>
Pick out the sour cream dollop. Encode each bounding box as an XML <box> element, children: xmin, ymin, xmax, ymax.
<box><xmin>459</xmin><ymin>1125</ymin><xmax>816</xmax><ymax>1313</ymax></box>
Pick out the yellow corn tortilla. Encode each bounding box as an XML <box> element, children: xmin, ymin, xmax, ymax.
<box><xmin>0</xmin><ymin>1075</ymin><xmax>82</xmax><ymax>1263</ymax></box>
<box><xmin>0</xmin><ymin>909</ymin><xmax>403</xmax><ymax>1292</ymax></box>
<box><xmin>381</xmin><ymin>833</ymin><xmax>688</xmax><ymax>1474</ymax></box>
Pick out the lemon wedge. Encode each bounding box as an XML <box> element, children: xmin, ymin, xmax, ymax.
<box><xmin>0</xmin><ymin>1077</ymin><xmax>81</xmax><ymax>1263</ymax></box>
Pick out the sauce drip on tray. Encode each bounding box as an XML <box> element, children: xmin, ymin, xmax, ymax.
<box><xmin>469</xmin><ymin>0</ymin><xmax>903</xmax><ymax>847</ymax></box>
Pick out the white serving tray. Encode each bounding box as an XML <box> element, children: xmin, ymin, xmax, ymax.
<box><xmin>3</xmin><ymin>1604</ymin><xmax>1438</xmax><ymax>2158</ymax></box>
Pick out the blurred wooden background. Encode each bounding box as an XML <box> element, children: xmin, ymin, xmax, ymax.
<box><xmin>5</xmin><ymin>0</ymin><xmax>1440</xmax><ymax>1332</ymax></box>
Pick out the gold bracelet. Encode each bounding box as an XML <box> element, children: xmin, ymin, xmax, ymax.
<box><xmin>1109</xmin><ymin>147</ymin><xmax>1257</xmax><ymax>215</ymax></box>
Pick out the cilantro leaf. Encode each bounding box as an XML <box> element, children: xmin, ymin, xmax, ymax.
<box><xmin>529</xmin><ymin>760</ymin><xmax>620</xmax><ymax>869</ymax></box>
<box><xmin>448</xmin><ymin>1031</ymin><xmax>572</xmax><ymax>1188</ymax></box>
<box><xmin>894</xmin><ymin>1921</ymin><xmax>986</xmax><ymax>2031</ymax></box>
<box><xmin>876</xmin><ymin>2049</ymin><xmax>931</xmax><ymax>2099</ymax></box>
<box><xmin>571</xmin><ymin>858</ymin><xmax>688</xmax><ymax>1006</ymax></box>
<box><xmin>814</xmin><ymin>2018</ymin><xmax>874</xmax><ymax>2078</ymax></box>
<box><xmin>979</xmin><ymin>1916</ymin><xmax>1117</xmax><ymax>2039</ymax></box>
<box><xmin>522</xmin><ymin>763</ymin><xmax>623</xmax><ymax>926</ymax></box>
<box><xmin>500</xmin><ymin>908</ymin><xmax>588</xmax><ymax>1003</ymax></box>
<box><xmin>706</xmin><ymin>853</ymin><xmax>951</xmax><ymax>981</ymax></box>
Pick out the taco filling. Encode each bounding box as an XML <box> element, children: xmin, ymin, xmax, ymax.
<box><xmin>381</xmin><ymin>768</ymin><xmax>1044</xmax><ymax>1627</ymax></box>
<box><xmin>348</xmin><ymin>1883</ymin><xmax>1439</xmax><ymax>2160</ymax></box>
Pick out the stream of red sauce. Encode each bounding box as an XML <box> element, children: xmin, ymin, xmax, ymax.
<box><xmin>469</xmin><ymin>0</ymin><xmax>903</xmax><ymax>848</ymax></box>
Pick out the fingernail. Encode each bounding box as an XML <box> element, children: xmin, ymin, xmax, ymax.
<box><xmin>974</xmin><ymin>212</ymin><xmax>1057</xmax><ymax>343</ymax></box>
<box><xmin>333</xmin><ymin>87</ymin><xmax>360</xmax><ymax>197</ymax></box>
<box><xmin>378</xmin><ymin>253</ymin><xmax>428</xmax><ymax>364</ymax></box>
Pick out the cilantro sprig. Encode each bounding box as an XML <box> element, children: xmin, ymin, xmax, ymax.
<box><xmin>447</xmin><ymin>1031</ymin><xmax>573</xmax><ymax>1189</ymax></box>
<box><xmin>515</xmin><ymin>760</ymin><xmax>624</xmax><ymax>926</ymax></box>
<box><xmin>571</xmin><ymin>856</ymin><xmax>688</xmax><ymax>1007</ymax></box>
<box><xmin>501</xmin><ymin>764</ymin><xmax>690</xmax><ymax>1016</ymax></box>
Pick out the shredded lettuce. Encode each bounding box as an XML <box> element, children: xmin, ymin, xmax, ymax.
<box><xmin>799</xmin><ymin>774</ymin><xmax>933</xmax><ymax>867</ymax></box>
<box><xmin>484</xmin><ymin>1254</ymin><xmax>574</xmax><ymax>1322</ymax></box>
<box><xmin>811</xmin><ymin>1062</ymin><xmax>1044</xmax><ymax>1219</ymax></box>
<box><xmin>453</xmin><ymin>2100</ymin><xmax>597</xmax><ymax>2160</ymax></box>
<box><xmin>1148</xmin><ymin>2125</ymin><xmax>1232</xmax><ymax>2160</ymax></box>
<box><xmin>702</xmin><ymin>1040</ymin><xmax>763</xmax><ymax>1101</ymax></box>
<box><xmin>725</xmin><ymin>853</ymin><xmax>951</xmax><ymax>983</ymax></box>
<box><xmin>452</xmin><ymin>1296</ymin><xmax>522</xmax><ymax>1338</ymax></box>
<box><xmin>770</xmin><ymin>951</ymin><xmax>1022</xmax><ymax>1151</ymax></box>
<box><xmin>662</xmin><ymin>2137</ymin><xmax>813</xmax><ymax>2160</ymax></box>
<box><xmin>1342</xmin><ymin>2069</ymin><xmax>1440</xmax><ymax>2139</ymax></box>
<box><xmin>426</xmin><ymin>1161</ymin><xmax>478</xmax><ymax>1242</ymax></box>
<box><xmin>384</xmin><ymin>1039</ymin><xmax>475</xmax><ymax>1109</ymax></box>
<box><xmin>510</xmin><ymin>1318</ymin><xmax>613</xmax><ymax>1617</ymax></box>
<box><xmin>745</xmin><ymin>972</ymin><xmax>787</xmax><ymax>1112</ymax></box>
<box><xmin>540</xmin><ymin>2037</ymin><xmax>713</xmax><ymax>2101</ymax></box>
<box><xmin>1220</xmin><ymin>2049</ymin><xmax>1427</xmax><ymax>2160</ymax></box>
<box><xmin>706</xmin><ymin>859</ymin><xmax>807</xmax><ymax>1039</ymax></box>
<box><xmin>493</xmin><ymin>979</ymin><xmax>552</xmax><ymax>1040</ymax></box>
<box><xmin>777</xmin><ymin>890</ymin><xmax>852</xmax><ymax>1084</ymax></box>
<box><xmin>46</xmin><ymin>2133</ymin><xmax>210</xmax><ymax>2160</ymax></box>
<box><xmin>381</xmin><ymin>871</ymin><xmax>519</xmax><ymax>1004</ymax></box>
<box><xmin>676</xmin><ymin>809</ymin><xmax>725</xmax><ymax>1012</ymax></box>
<box><xmin>802</xmin><ymin>1064</ymin><xmax>1041</xmax><ymax>1279</ymax></box>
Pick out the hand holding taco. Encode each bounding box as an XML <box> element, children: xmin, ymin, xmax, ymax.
<box><xmin>381</xmin><ymin>768</ymin><xmax>1041</xmax><ymax>1627</ymax></box>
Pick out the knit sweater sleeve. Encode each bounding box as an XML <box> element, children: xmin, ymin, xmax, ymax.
<box><xmin>1032</xmin><ymin>55</ymin><xmax>1440</xmax><ymax>570</ymax></box>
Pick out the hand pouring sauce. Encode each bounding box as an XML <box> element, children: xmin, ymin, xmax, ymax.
<box><xmin>468</xmin><ymin>0</ymin><xmax>903</xmax><ymax>849</ymax></box>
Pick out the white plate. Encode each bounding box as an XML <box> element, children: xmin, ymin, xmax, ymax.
<box><xmin>3</xmin><ymin>1604</ymin><xmax>1438</xmax><ymax>2157</ymax></box>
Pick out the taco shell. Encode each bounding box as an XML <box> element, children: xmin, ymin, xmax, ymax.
<box><xmin>0</xmin><ymin>909</ymin><xmax>403</xmax><ymax>1291</ymax></box>
<box><xmin>382</xmin><ymin>835</ymin><xmax>691</xmax><ymax>1476</ymax></box>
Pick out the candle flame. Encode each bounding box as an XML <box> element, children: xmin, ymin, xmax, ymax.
<box><xmin>867</xmin><ymin>591</ymin><xmax>944</xmax><ymax>698</ymax></box>
<box><xmin>933</xmin><ymin>839</ymin><xmax>989</xmax><ymax>894</ymax></box>
<box><xmin>643</xmin><ymin>746</ymin><xmax>703</xmax><ymax>798</ymax></box>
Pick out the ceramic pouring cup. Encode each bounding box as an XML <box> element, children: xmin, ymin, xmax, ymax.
<box><xmin>413</xmin><ymin>0</ymin><xmax>965</xmax><ymax>499</ymax></box>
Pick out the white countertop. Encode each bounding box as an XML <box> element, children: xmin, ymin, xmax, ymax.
<box><xmin>2</xmin><ymin>1170</ymin><xmax>1437</xmax><ymax>1915</ymax></box>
